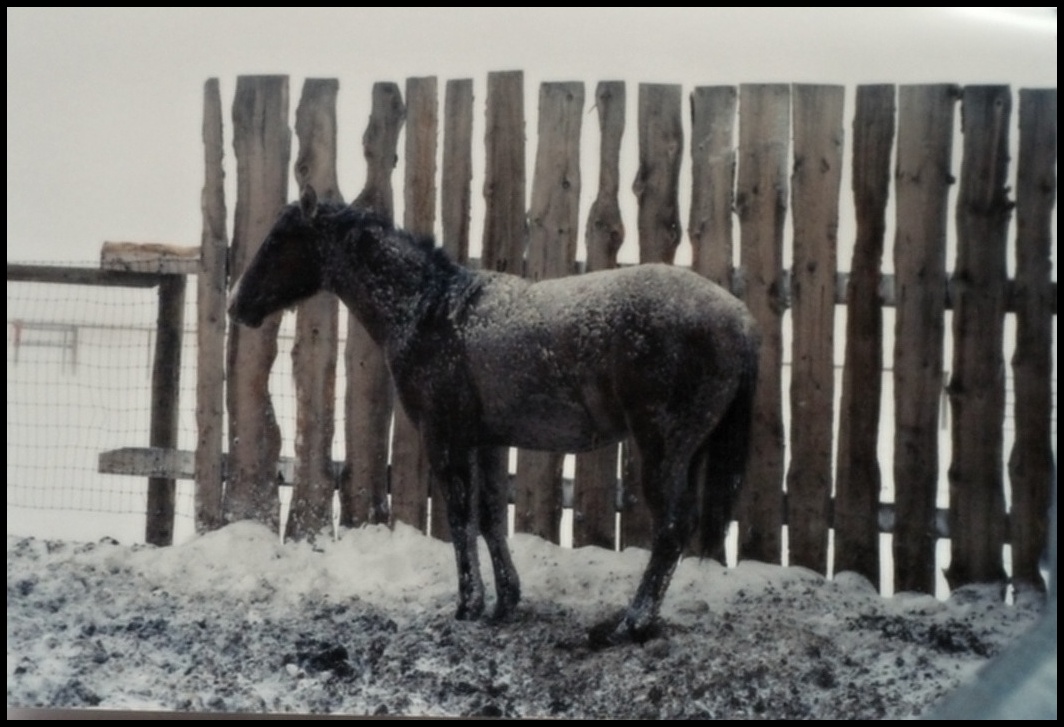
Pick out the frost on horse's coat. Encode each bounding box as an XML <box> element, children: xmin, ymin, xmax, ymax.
<box><xmin>229</xmin><ymin>186</ymin><xmax>760</xmax><ymax>647</ymax></box>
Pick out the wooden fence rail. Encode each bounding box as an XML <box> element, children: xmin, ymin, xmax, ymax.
<box><xmin>86</xmin><ymin>75</ymin><xmax>1058</xmax><ymax>597</ymax></box>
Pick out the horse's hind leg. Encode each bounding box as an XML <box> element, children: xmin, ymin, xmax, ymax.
<box><xmin>476</xmin><ymin>446</ymin><xmax>521</xmax><ymax>620</ymax></box>
<box><xmin>591</xmin><ymin>431</ymin><xmax>700</xmax><ymax>646</ymax></box>
<box><xmin>429</xmin><ymin>443</ymin><xmax>486</xmax><ymax>620</ymax></box>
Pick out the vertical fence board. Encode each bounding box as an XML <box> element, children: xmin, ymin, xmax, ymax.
<box><xmin>195</xmin><ymin>78</ymin><xmax>227</xmax><ymax>534</ymax></box>
<box><xmin>441</xmin><ymin>79</ymin><xmax>474</xmax><ymax>265</ymax></box>
<box><xmin>736</xmin><ymin>84</ymin><xmax>789</xmax><ymax>564</ymax></box>
<box><xmin>573</xmin><ymin>81</ymin><xmax>625</xmax><ymax>550</ymax></box>
<box><xmin>481</xmin><ymin>70</ymin><xmax>525</xmax><ymax>526</ymax></box>
<box><xmin>482</xmin><ymin>71</ymin><xmax>526</xmax><ymax>274</ymax></box>
<box><xmin>1010</xmin><ymin>88</ymin><xmax>1056</xmax><ymax>593</ymax></box>
<box><xmin>621</xmin><ymin>83</ymin><xmax>683</xmax><ymax>550</ymax></box>
<box><xmin>288</xmin><ymin>78</ymin><xmax>341</xmax><ymax>540</ymax></box>
<box><xmin>689</xmin><ymin>86</ymin><xmax>737</xmax><ymax>288</ymax></box>
<box><xmin>893</xmin><ymin>84</ymin><xmax>957</xmax><ymax>593</ymax></box>
<box><xmin>432</xmin><ymin>78</ymin><xmax>474</xmax><ymax>541</ymax></box>
<box><xmin>834</xmin><ymin>85</ymin><xmax>894</xmax><ymax>585</ymax></box>
<box><xmin>787</xmin><ymin>84</ymin><xmax>844</xmax><ymax>573</ymax></box>
<box><xmin>391</xmin><ymin>76</ymin><xmax>438</xmax><ymax>533</ymax></box>
<box><xmin>688</xmin><ymin>86</ymin><xmax>738</xmax><ymax>561</ymax></box>
<box><xmin>342</xmin><ymin>82</ymin><xmax>404</xmax><ymax>526</ymax></box>
<box><xmin>946</xmin><ymin>85</ymin><xmax>1012</xmax><ymax>590</ymax></box>
<box><xmin>146</xmin><ymin>275</ymin><xmax>186</xmax><ymax>546</ymax></box>
<box><xmin>514</xmin><ymin>82</ymin><xmax>584</xmax><ymax>543</ymax></box>
<box><xmin>633</xmin><ymin>84</ymin><xmax>684</xmax><ymax>265</ymax></box>
<box><xmin>226</xmin><ymin>75</ymin><xmax>290</xmax><ymax>525</ymax></box>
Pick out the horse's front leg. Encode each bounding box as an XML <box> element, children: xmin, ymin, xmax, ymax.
<box><xmin>429</xmin><ymin>443</ymin><xmax>485</xmax><ymax>620</ymax></box>
<box><xmin>476</xmin><ymin>446</ymin><xmax>521</xmax><ymax>620</ymax></box>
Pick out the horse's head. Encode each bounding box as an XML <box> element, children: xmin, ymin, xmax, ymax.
<box><xmin>228</xmin><ymin>186</ymin><xmax>327</xmax><ymax>328</ymax></box>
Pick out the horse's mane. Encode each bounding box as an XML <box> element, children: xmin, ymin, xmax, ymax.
<box><xmin>325</xmin><ymin>201</ymin><xmax>483</xmax><ymax>326</ymax></box>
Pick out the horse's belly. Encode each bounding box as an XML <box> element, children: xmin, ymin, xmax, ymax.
<box><xmin>491</xmin><ymin>406</ymin><xmax>623</xmax><ymax>452</ymax></box>
<box><xmin>480</xmin><ymin>383</ymin><xmax>625</xmax><ymax>452</ymax></box>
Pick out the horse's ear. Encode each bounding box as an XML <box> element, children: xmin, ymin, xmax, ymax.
<box><xmin>300</xmin><ymin>185</ymin><xmax>319</xmax><ymax>220</ymax></box>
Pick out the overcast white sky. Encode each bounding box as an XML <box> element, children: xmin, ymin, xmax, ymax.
<box><xmin>5</xmin><ymin>8</ymin><xmax>1057</xmax><ymax>264</ymax></box>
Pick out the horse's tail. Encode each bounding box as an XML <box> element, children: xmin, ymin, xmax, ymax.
<box><xmin>698</xmin><ymin>338</ymin><xmax>759</xmax><ymax>559</ymax></box>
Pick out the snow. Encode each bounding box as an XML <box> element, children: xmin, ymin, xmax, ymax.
<box><xmin>6</xmin><ymin>521</ymin><xmax>1046</xmax><ymax>718</ymax></box>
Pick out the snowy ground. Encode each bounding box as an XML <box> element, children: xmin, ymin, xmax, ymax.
<box><xmin>6</xmin><ymin>522</ymin><xmax>1046</xmax><ymax>719</ymax></box>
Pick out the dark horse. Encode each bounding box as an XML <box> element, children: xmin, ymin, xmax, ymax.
<box><xmin>230</xmin><ymin>186</ymin><xmax>759</xmax><ymax>646</ymax></box>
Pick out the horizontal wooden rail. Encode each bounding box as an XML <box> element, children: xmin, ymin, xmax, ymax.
<box><xmin>7</xmin><ymin>264</ymin><xmax>170</xmax><ymax>288</ymax></box>
<box><xmin>99</xmin><ymin>446</ymin><xmax>998</xmax><ymax>542</ymax></box>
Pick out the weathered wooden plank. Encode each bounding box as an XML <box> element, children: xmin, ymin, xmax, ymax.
<box><xmin>403</xmin><ymin>77</ymin><xmax>438</xmax><ymax>233</ymax></box>
<box><xmin>100</xmin><ymin>242</ymin><xmax>199</xmax><ymax>274</ymax></box>
<box><xmin>391</xmin><ymin>76</ymin><xmax>437</xmax><ymax>533</ymax></box>
<box><xmin>834</xmin><ymin>84</ymin><xmax>894</xmax><ymax>586</ymax></box>
<box><xmin>145</xmin><ymin>275</ymin><xmax>185</xmax><ymax>546</ymax></box>
<box><xmin>787</xmin><ymin>84</ymin><xmax>844</xmax><ymax>574</ymax></box>
<box><xmin>689</xmin><ymin>86</ymin><xmax>737</xmax><ymax>288</ymax></box>
<box><xmin>101</xmin><ymin>447</ymin><xmax>197</xmax><ymax>479</ymax></box>
<box><xmin>946</xmin><ymin>85</ymin><xmax>1012</xmax><ymax>591</ymax></box>
<box><xmin>893</xmin><ymin>84</ymin><xmax>957</xmax><ymax>594</ymax></box>
<box><xmin>432</xmin><ymin>78</ymin><xmax>474</xmax><ymax>542</ymax></box>
<box><xmin>226</xmin><ymin>75</ymin><xmax>289</xmax><ymax>526</ymax></box>
<box><xmin>735</xmin><ymin>83</ymin><xmax>790</xmax><ymax>564</ymax></box>
<box><xmin>480</xmin><ymin>70</ymin><xmax>526</xmax><ymax>533</ymax></box>
<box><xmin>573</xmin><ymin>81</ymin><xmax>625</xmax><ymax>551</ymax></box>
<box><xmin>514</xmin><ymin>81</ymin><xmax>584</xmax><ymax>543</ymax></box>
<box><xmin>687</xmin><ymin>86</ymin><xmax>739</xmax><ymax>561</ymax></box>
<box><xmin>621</xmin><ymin>83</ymin><xmax>683</xmax><ymax>550</ymax></box>
<box><xmin>632</xmin><ymin>83</ymin><xmax>683</xmax><ymax>264</ymax></box>
<box><xmin>481</xmin><ymin>71</ymin><xmax>526</xmax><ymax>274</ymax></box>
<box><xmin>7</xmin><ymin>264</ymin><xmax>163</xmax><ymax>288</ymax></box>
<box><xmin>99</xmin><ymin>448</ymin><xmax>340</xmax><ymax>488</ymax></box>
<box><xmin>288</xmin><ymin>78</ymin><xmax>341</xmax><ymax>541</ymax></box>
<box><xmin>441</xmin><ymin>79</ymin><xmax>474</xmax><ymax>266</ymax></box>
<box><xmin>342</xmin><ymin>82</ymin><xmax>404</xmax><ymax>526</ymax></box>
<box><xmin>352</xmin><ymin>82</ymin><xmax>405</xmax><ymax>223</ymax></box>
<box><xmin>1009</xmin><ymin>88</ymin><xmax>1056</xmax><ymax>593</ymax></box>
<box><xmin>101</xmin><ymin>446</ymin><xmax>979</xmax><ymax>542</ymax></box>
<box><xmin>195</xmin><ymin>77</ymin><xmax>228</xmax><ymax>534</ymax></box>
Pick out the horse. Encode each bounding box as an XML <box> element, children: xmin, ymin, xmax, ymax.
<box><xmin>229</xmin><ymin>185</ymin><xmax>760</xmax><ymax>646</ymax></box>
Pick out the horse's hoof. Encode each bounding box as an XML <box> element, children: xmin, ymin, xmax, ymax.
<box><xmin>488</xmin><ymin>605</ymin><xmax>517</xmax><ymax>624</ymax></box>
<box><xmin>587</xmin><ymin>615</ymin><xmax>662</xmax><ymax>649</ymax></box>
<box><xmin>455</xmin><ymin>600</ymin><xmax>485</xmax><ymax>621</ymax></box>
<box><xmin>587</xmin><ymin>620</ymin><xmax>623</xmax><ymax>649</ymax></box>
<box><xmin>489</xmin><ymin>591</ymin><xmax>520</xmax><ymax>623</ymax></box>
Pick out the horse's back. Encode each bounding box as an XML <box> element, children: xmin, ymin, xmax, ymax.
<box><xmin>460</xmin><ymin>264</ymin><xmax>756</xmax><ymax>452</ymax></box>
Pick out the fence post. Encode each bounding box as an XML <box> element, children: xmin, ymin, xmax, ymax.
<box><xmin>342</xmin><ymin>82</ymin><xmax>404</xmax><ymax>527</ymax></box>
<box><xmin>431</xmin><ymin>78</ymin><xmax>474</xmax><ymax>542</ymax></box>
<box><xmin>514</xmin><ymin>81</ymin><xmax>584</xmax><ymax>543</ymax></box>
<box><xmin>391</xmin><ymin>76</ymin><xmax>438</xmax><ymax>533</ymax></box>
<box><xmin>146</xmin><ymin>274</ymin><xmax>186</xmax><ymax>546</ymax></box>
<box><xmin>195</xmin><ymin>78</ymin><xmax>228</xmax><ymax>534</ymax></box>
<box><xmin>893</xmin><ymin>84</ymin><xmax>957</xmax><ymax>593</ymax></box>
<box><xmin>226</xmin><ymin>75</ymin><xmax>290</xmax><ymax>526</ymax></box>
<box><xmin>288</xmin><ymin>78</ymin><xmax>342</xmax><ymax>540</ymax></box>
<box><xmin>573</xmin><ymin>81</ymin><xmax>625</xmax><ymax>550</ymax></box>
<box><xmin>620</xmin><ymin>83</ymin><xmax>684</xmax><ymax>550</ymax></box>
<box><xmin>689</xmin><ymin>86</ymin><xmax>737</xmax><ymax>288</ymax></box>
<box><xmin>834</xmin><ymin>84</ymin><xmax>894</xmax><ymax>586</ymax></box>
<box><xmin>481</xmin><ymin>70</ymin><xmax>526</xmax><ymax>531</ymax></box>
<box><xmin>946</xmin><ymin>86</ymin><xmax>1012</xmax><ymax>591</ymax></box>
<box><xmin>736</xmin><ymin>83</ymin><xmax>790</xmax><ymax>564</ymax></box>
<box><xmin>481</xmin><ymin>70</ymin><xmax>526</xmax><ymax>276</ymax></box>
<box><xmin>1010</xmin><ymin>88</ymin><xmax>1056</xmax><ymax>593</ymax></box>
<box><xmin>787</xmin><ymin>84</ymin><xmax>844</xmax><ymax>574</ymax></box>
<box><xmin>687</xmin><ymin>85</ymin><xmax>738</xmax><ymax>561</ymax></box>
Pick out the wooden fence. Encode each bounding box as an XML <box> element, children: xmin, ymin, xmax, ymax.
<box><xmin>104</xmin><ymin>75</ymin><xmax>1056</xmax><ymax>598</ymax></box>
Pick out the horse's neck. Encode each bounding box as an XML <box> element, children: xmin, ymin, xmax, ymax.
<box><xmin>325</xmin><ymin>230</ymin><xmax>429</xmax><ymax>350</ymax></box>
